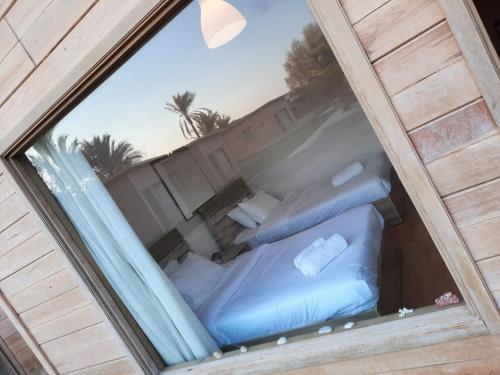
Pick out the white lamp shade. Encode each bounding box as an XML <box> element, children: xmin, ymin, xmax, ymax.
<box><xmin>199</xmin><ymin>0</ymin><xmax>247</xmax><ymax>49</ymax></box>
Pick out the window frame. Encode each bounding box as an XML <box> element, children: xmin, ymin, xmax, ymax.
<box><xmin>0</xmin><ymin>0</ymin><xmax>498</xmax><ymax>374</ymax></box>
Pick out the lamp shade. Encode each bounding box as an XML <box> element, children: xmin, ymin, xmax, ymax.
<box><xmin>199</xmin><ymin>0</ymin><xmax>247</xmax><ymax>49</ymax></box>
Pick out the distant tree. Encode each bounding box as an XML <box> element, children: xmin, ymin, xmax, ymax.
<box><xmin>165</xmin><ymin>91</ymin><xmax>201</xmax><ymax>139</ymax></box>
<box><xmin>193</xmin><ymin>109</ymin><xmax>219</xmax><ymax>137</ymax></box>
<box><xmin>284</xmin><ymin>23</ymin><xmax>344</xmax><ymax>98</ymax></box>
<box><xmin>80</xmin><ymin>134</ymin><xmax>143</xmax><ymax>179</ymax></box>
<box><xmin>215</xmin><ymin>114</ymin><xmax>231</xmax><ymax>129</ymax></box>
<box><xmin>193</xmin><ymin>109</ymin><xmax>232</xmax><ymax>136</ymax></box>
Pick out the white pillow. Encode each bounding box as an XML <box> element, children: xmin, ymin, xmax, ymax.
<box><xmin>331</xmin><ymin>162</ymin><xmax>364</xmax><ymax>187</ymax></box>
<box><xmin>164</xmin><ymin>252</ymin><xmax>225</xmax><ymax>310</ymax></box>
<box><xmin>227</xmin><ymin>206</ymin><xmax>257</xmax><ymax>229</ymax></box>
<box><xmin>238</xmin><ymin>190</ymin><xmax>280</xmax><ymax>224</ymax></box>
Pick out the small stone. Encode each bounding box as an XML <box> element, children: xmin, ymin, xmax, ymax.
<box><xmin>318</xmin><ymin>325</ymin><xmax>333</xmax><ymax>334</ymax></box>
<box><xmin>343</xmin><ymin>321</ymin><xmax>355</xmax><ymax>329</ymax></box>
<box><xmin>277</xmin><ymin>336</ymin><xmax>287</xmax><ymax>345</ymax></box>
<box><xmin>213</xmin><ymin>351</ymin><xmax>223</xmax><ymax>359</ymax></box>
<box><xmin>398</xmin><ymin>307</ymin><xmax>414</xmax><ymax>318</ymax></box>
<box><xmin>240</xmin><ymin>346</ymin><xmax>248</xmax><ymax>353</ymax></box>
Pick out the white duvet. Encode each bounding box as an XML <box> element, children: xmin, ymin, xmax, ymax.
<box><xmin>194</xmin><ymin>204</ymin><xmax>384</xmax><ymax>346</ymax></box>
<box><xmin>253</xmin><ymin>154</ymin><xmax>391</xmax><ymax>245</ymax></box>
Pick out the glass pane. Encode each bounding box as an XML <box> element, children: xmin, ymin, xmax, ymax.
<box><xmin>25</xmin><ymin>0</ymin><xmax>461</xmax><ymax>366</ymax></box>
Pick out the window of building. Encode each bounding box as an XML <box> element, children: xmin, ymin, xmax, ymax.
<box><xmin>274</xmin><ymin>108</ymin><xmax>294</xmax><ymax>131</ymax></box>
<box><xmin>20</xmin><ymin>0</ymin><xmax>465</xmax><ymax>371</ymax></box>
<box><xmin>208</xmin><ymin>148</ymin><xmax>233</xmax><ymax>177</ymax></box>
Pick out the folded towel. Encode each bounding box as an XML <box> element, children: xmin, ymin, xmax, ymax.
<box><xmin>331</xmin><ymin>162</ymin><xmax>364</xmax><ymax>187</ymax></box>
<box><xmin>294</xmin><ymin>234</ymin><xmax>348</xmax><ymax>277</ymax></box>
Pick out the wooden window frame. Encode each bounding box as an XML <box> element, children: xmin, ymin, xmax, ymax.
<box><xmin>0</xmin><ymin>0</ymin><xmax>498</xmax><ymax>374</ymax></box>
<box><xmin>438</xmin><ymin>0</ymin><xmax>500</xmax><ymax>129</ymax></box>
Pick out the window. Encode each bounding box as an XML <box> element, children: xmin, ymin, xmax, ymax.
<box><xmin>274</xmin><ymin>108</ymin><xmax>294</xmax><ymax>131</ymax></box>
<box><xmin>18</xmin><ymin>0</ymin><xmax>470</xmax><ymax>371</ymax></box>
<box><xmin>242</xmin><ymin>127</ymin><xmax>256</xmax><ymax>142</ymax></box>
<box><xmin>208</xmin><ymin>148</ymin><xmax>233</xmax><ymax>177</ymax></box>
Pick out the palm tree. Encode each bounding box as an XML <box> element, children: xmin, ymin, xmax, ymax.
<box><xmin>80</xmin><ymin>134</ymin><xmax>143</xmax><ymax>179</ymax></box>
<box><xmin>192</xmin><ymin>109</ymin><xmax>220</xmax><ymax>137</ymax></box>
<box><xmin>215</xmin><ymin>114</ymin><xmax>231</xmax><ymax>129</ymax></box>
<box><xmin>165</xmin><ymin>91</ymin><xmax>201</xmax><ymax>139</ymax></box>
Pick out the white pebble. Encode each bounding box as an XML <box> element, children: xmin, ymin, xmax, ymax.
<box><xmin>213</xmin><ymin>351</ymin><xmax>223</xmax><ymax>359</ymax></box>
<box><xmin>240</xmin><ymin>346</ymin><xmax>248</xmax><ymax>353</ymax></box>
<box><xmin>398</xmin><ymin>307</ymin><xmax>414</xmax><ymax>318</ymax></box>
<box><xmin>344</xmin><ymin>321</ymin><xmax>355</xmax><ymax>329</ymax></box>
<box><xmin>318</xmin><ymin>325</ymin><xmax>333</xmax><ymax>334</ymax></box>
<box><xmin>277</xmin><ymin>336</ymin><xmax>287</xmax><ymax>345</ymax></box>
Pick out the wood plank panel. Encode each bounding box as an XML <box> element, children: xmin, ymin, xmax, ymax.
<box><xmin>354</xmin><ymin>0</ymin><xmax>444</xmax><ymax>61</ymax></box>
<box><xmin>20</xmin><ymin>287</ymin><xmax>89</xmax><ymax>329</ymax></box>
<box><xmin>444</xmin><ymin>178</ymin><xmax>500</xmax><ymax>229</ymax></box>
<box><xmin>427</xmin><ymin>132</ymin><xmax>500</xmax><ymax>196</ymax></box>
<box><xmin>0</xmin><ymin>42</ymin><xmax>34</xmax><ymax>105</ymax></box>
<box><xmin>0</xmin><ymin>193</ymin><xmax>30</xmax><ymax>232</ymax></box>
<box><xmin>0</xmin><ymin>251</ymin><xmax>65</xmax><ymax>296</ymax></box>
<box><xmin>477</xmin><ymin>256</ymin><xmax>500</xmax><ymax>294</ymax></box>
<box><xmin>16</xmin><ymin>347</ymin><xmax>49</xmax><ymax>375</ymax></box>
<box><xmin>8</xmin><ymin>269</ymin><xmax>79</xmax><ymax>313</ymax></box>
<box><xmin>5</xmin><ymin>0</ymin><xmax>52</xmax><ymax>40</ymax></box>
<box><xmin>0</xmin><ymin>0</ymin><xmax>161</xmax><ymax>140</ymax></box>
<box><xmin>391</xmin><ymin>59</ymin><xmax>481</xmax><ymax>131</ymax></box>
<box><xmin>21</xmin><ymin>0</ymin><xmax>97</xmax><ymax>63</ymax></box>
<box><xmin>41</xmin><ymin>323</ymin><xmax>125</xmax><ymax>374</ymax></box>
<box><xmin>0</xmin><ymin>19</ymin><xmax>17</xmax><ymax>63</ymax></box>
<box><xmin>340</xmin><ymin>0</ymin><xmax>390</xmax><ymax>25</ymax></box>
<box><xmin>460</xmin><ymin>216</ymin><xmax>500</xmax><ymax>261</ymax></box>
<box><xmin>374</xmin><ymin>22</ymin><xmax>461</xmax><ymax>96</ymax></box>
<box><xmin>0</xmin><ymin>0</ymin><xmax>14</xmax><ymax>18</ymax></box>
<box><xmin>409</xmin><ymin>99</ymin><xmax>497</xmax><ymax>164</ymax></box>
<box><xmin>0</xmin><ymin>318</ymin><xmax>16</xmax><ymax>339</ymax></box>
<box><xmin>67</xmin><ymin>358</ymin><xmax>136</xmax><ymax>375</ymax></box>
<box><xmin>0</xmin><ymin>231</ymin><xmax>55</xmax><ymax>281</ymax></box>
<box><xmin>4</xmin><ymin>331</ymin><xmax>29</xmax><ymax>355</ymax></box>
<box><xmin>278</xmin><ymin>334</ymin><xmax>500</xmax><ymax>374</ymax></box>
<box><xmin>0</xmin><ymin>214</ymin><xmax>43</xmax><ymax>258</ymax></box>
<box><xmin>388</xmin><ymin>356</ymin><xmax>500</xmax><ymax>375</ymax></box>
<box><xmin>30</xmin><ymin>304</ymin><xmax>101</xmax><ymax>345</ymax></box>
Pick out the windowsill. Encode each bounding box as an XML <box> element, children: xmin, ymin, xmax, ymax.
<box><xmin>163</xmin><ymin>304</ymin><xmax>486</xmax><ymax>374</ymax></box>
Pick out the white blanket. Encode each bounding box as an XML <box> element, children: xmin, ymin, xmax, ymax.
<box><xmin>196</xmin><ymin>205</ymin><xmax>384</xmax><ymax>346</ymax></box>
<box><xmin>250</xmin><ymin>153</ymin><xmax>391</xmax><ymax>245</ymax></box>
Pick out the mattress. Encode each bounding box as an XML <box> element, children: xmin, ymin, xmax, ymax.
<box><xmin>196</xmin><ymin>204</ymin><xmax>384</xmax><ymax>346</ymax></box>
<box><xmin>248</xmin><ymin>153</ymin><xmax>391</xmax><ymax>245</ymax></box>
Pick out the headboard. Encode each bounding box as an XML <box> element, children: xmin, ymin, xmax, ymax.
<box><xmin>198</xmin><ymin>178</ymin><xmax>252</xmax><ymax>262</ymax></box>
<box><xmin>148</xmin><ymin>228</ymin><xmax>190</xmax><ymax>267</ymax></box>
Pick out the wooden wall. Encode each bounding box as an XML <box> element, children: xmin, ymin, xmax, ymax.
<box><xmin>340</xmin><ymin>0</ymin><xmax>500</xmax><ymax>309</ymax></box>
<box><xmin>0</xmin><ymin>305</ymin><xmax>47</xmax><ymax>374</ymax></box>
<box><xmin>0</xmin><ymin>0</ymin><xmax>498</xmax><ymax>374</ymax></box>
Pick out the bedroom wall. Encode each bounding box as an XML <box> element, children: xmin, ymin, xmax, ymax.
<box><xmin>0</xmin><ymin>0</ymin><xmax>498</xmax><ymax>375</ymax></box>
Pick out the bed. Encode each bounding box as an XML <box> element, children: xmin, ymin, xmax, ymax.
<box><xmin>236</xmin><ymin>153</ymin><xmax>395</xmax><ymax>247</ymax></box>
<box><xmin>160</xmin><ymin>204</ymin><xmax>385</xmax><ymax>346</ymax></box>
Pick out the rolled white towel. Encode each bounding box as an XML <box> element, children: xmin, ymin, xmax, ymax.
<box><xmin>294</xmin><ymin>234</ymin><xmax>348</xmax><ymax>277</ymax></box>
<box><xmin>331</xmin><ymin>162</ymin><xmax>364</xmax><ymax>187</ymax></box>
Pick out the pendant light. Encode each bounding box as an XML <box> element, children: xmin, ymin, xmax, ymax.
<box><xmin>199</xmin><ymin>0</ymin><xmax>247</xmax><ymax>49</ymax></box>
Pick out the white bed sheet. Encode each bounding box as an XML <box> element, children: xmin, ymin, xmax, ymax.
<box><xmin>196</xmin><ymin>204</ymin><xmax>384</xmax><ymax>346</ymax></box>
<box><xmin>249</xmin><ymin>153</ymin><xmax>391</xmax><ymax>246</ymax></box>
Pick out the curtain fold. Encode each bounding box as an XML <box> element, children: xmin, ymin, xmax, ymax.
<box><xmin>31</xmin><ymin>137</ymin><xmax>219</xmax><ymax>365</ymax></box>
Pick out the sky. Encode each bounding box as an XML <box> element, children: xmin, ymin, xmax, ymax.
<box><xmin>49</xmin><ymin>0</ymin><xmax>317</xmax><ymax>158</ymax></box>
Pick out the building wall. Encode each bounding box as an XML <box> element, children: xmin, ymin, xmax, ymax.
<box><xmin>223</xmin><ymin>97</ymin><xmax>297</xmax><ymax>162</ymax></box>
<box><xmin>0</xmin><ymin>1</ymin><xmax>498</xmax><ymax>375</ymax></box>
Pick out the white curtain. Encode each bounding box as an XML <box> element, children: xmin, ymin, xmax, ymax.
<box><xmin>31</xmin><ymin>138</ymin><xmax>219</xmax><ymax>365</ymax></box>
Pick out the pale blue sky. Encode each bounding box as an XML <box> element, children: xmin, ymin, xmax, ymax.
<box><xmin>52</xmin><ymin>0</ymin><xmax>317</xmax><ymax>158</ymax></box>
